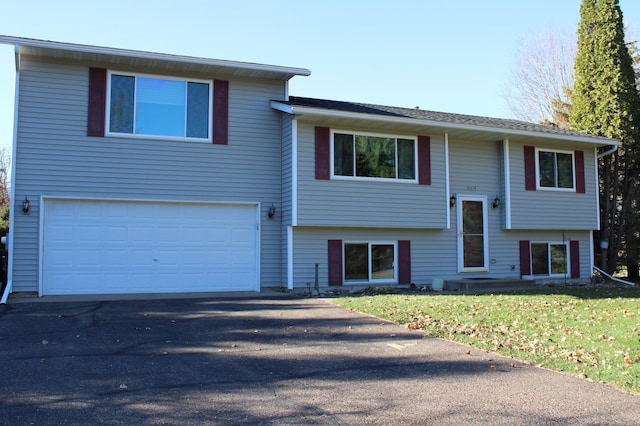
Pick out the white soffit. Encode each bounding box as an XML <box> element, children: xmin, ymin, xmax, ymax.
<box><xmin>0</xmin><ymin>35</ymin><xmax>311</xmax><ymax>81</ymax></box>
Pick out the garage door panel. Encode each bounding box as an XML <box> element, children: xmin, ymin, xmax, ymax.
<box><xmin>47</xmin><ymin>224</ymin><xmax>74</xmax><ymax>243</ymax></box>
<box><xmin>104</xmin><ymin>225</ymin><xmax>129</xmax><ymax>242</ymax></box>
<box><xmin>76</xmin><ymin>249</ymin><xmax>103</xmax><ymax>268</ymax></box>
<box><xmin>48</xmin><ymin>247</ymin><xmax>74</xmax><ymax>267</ymax></box>
<box><xmin>105</xmin><ymin>249</ymin><xmax>129</xmax><ymax>266</ymax></box>
<box><xmin>131</xmin><ymin>225</ymin><xmax>155</xmax><ymax>243</ymax></box>
<box><xmin>158</xmin><ymin>227</ymin><xmax>183</xmax><ymax>243</ymax></box>
<box><xmin>182</xmin><ymin>249</ymin><xmax>207</xmax><ymax>265</ymax></box>
<box><xmin>43</xmin><ymin>199</ymin><xmax>258</xmax><ymax>295</ymax></box>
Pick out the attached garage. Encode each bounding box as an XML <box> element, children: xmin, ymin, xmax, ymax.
<box><xmin>41</xmin><ymin>198</ymin><xmax>259</xmax><ymax>295</ymax></box>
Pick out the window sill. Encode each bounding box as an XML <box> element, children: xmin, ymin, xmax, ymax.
<box><xmin>105</xmin><ymin>132</ymin><xmax>213</xmax><ymax>144</ymax></box>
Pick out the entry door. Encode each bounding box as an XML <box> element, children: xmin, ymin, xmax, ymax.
<box><xmin>456</xmin><ymin>196</ymin><xmax>489</xmax><ymax>272</ymax></box>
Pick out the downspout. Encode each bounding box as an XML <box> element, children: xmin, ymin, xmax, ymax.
<box><xmin>444</xmin><ymin>132</ymin><xmax>451</xmax><ymax>229</ymax></box>
<box><xmin>1</xmin><ymin>45</ymin><xmax>20</xmax><ymax>304</ymax></box>
<box><xmin>502</xmin><ymin>139</ymin><xmax>511</xmax><ymax>229</ymax></box>
<box><xmin>593</xmin><ymin>265</ymin><xmax>635</xmax><ymax>286</ymax></box>
<box><xmin>597</xmin><ymin>145</ymin><xmax>618</xmax><ymax>159</ymax></box>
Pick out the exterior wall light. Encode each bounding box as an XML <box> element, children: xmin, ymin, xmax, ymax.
<box><xmin>492</xmin><ymin>196</ymin><xmax>501</xmax><ymax>209</ymax></box>
<box><xmin>22</xmin><ymin>196</ymin><xmax>30</xmax><ymax>214</ymax></box>
<box><xmin>449</xmin><ymin>194</ymin><xmax>456</xmax><ymax>208</ymax></box>
<box><xmin>268</xmin><ymin>203</ymin><xmax>276</xmax><ymax>218</ymax></box>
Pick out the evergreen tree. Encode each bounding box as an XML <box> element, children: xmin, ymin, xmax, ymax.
<box><xmin>571</xmin><ymin>0</ymin><xmax>640</xmax><ymax>277</ymax></box>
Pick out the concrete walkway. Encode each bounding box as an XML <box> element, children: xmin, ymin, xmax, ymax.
<box><xmin>1</xmin><ymin>295</ymin><xmax>639</xmax><ymax>425</ymax></box>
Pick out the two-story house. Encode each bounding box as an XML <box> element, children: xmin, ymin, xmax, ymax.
<box><xmin>0</xmin><ymin>36</ymin><xmax>617</xmax><ymax>301</ymax></box>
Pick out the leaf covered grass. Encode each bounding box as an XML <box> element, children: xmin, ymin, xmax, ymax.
<box><xmin>330</xmin><ymin>286</ymin><xmax>640</xmax><ymax>394</ymax></box>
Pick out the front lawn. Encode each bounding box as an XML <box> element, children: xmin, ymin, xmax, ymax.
<box><xmin>330</xmin><ymin>286</ymin><xmax>640</xmax><ymax>394</ymax></box>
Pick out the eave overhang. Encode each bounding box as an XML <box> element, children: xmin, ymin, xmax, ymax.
<box><xmin>271</xmin><ymin>101</ymin><xmax>619</xmax><ymax>147</ymax></box>
<box><xmin>0</xmin><ymin>35</ymin><xmax>311</xmax><ymax>81</ymax></box>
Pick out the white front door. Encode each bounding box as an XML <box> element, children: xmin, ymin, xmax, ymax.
<box><xmin>456</xmin><ymin>196</ymin><xmax>489</xmax><ymax>272</ymax></box>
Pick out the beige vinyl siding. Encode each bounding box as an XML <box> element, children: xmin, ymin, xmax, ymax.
<box><xmin>294</xmin><ymin>122</ymin><xmax>447</xmax><ymax>229</ymax></box>
<box><xmin>504</xmin><ymin>229</ymin><xmax>593</xmax><ymax>282</ymax></box>
<box><xmin>291</xmin><ymin>227</ymin><xmax>593</xmax><ymax>289</ymax></box>
<box><xmin>12</xmin><ymin>56</ymin><xmax>286</xmax><ymax>292</ymax></box>
<box><xmin>449</xmin><ymin>139</ymin><xmax>504</xmax><ymax>209</ymax></box>
<box><xmin>508</xmin><ymin>141</ymin><xmax>599</xmax><ymax>230</ymax></box>
<box><xmin>291</xmin><ymin>227</ymin><xmax>455</xmax><ymax>289</ymax></box>
<box><xmin>291</xmin><ymin>133</ymin><xmax>593</xmax><ymax>288</ymax></box>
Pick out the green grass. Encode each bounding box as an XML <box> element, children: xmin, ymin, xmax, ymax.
<box><xmin>330</xmin><ymin>286</ymin><xmax>640</xmax><ymax>394</ymax></box>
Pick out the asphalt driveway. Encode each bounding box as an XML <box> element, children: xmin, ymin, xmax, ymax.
<box><xmin>1</xmin><ymin>295</ymin><xmax>639</xmax><ymax>425</ymax></box>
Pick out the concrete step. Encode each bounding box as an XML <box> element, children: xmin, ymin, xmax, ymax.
<box><xmin>443</xmin><ymin>279</ymin><xmax>535</xmax><ymax>292</ymax></box>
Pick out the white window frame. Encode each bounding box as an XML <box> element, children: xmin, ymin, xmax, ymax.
<box><xmin>343</xmin><ymin>241</ymin><xmax>398</xmax><ymax>284</ymax></box>
<box><xmin>530</xmin><ymin>241</ymin><xmax>569</xmax><ymax>277</ymax></box>
<box><xmin>330</xmin><ymin>130</ymin><xmax>418</xmax><ymax>183</ymax></box>
<box><xmin>535</xmin><ymin>148</ymin><xmax>575</xmax><ymax>191</ymax></box>
<box><xmin>105</xmin><ymin>70</ymin><xmax>213</xmax><ymax>142</ymax></box>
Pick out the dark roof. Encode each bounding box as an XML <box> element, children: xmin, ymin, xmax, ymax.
<box><xmin>285</xmin><ymin>96</ymin><xmax>613</xmax><ymax>142</ymax></box>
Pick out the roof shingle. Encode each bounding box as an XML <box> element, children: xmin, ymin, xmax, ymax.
<box><xmin>285</xmin><ymin>96</ymin><xmax>613</xmax><ymax>142</ymax></box>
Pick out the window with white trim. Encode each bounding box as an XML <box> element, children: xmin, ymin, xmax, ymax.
<box><xmin>536</xmin><ymin>149</ymin><xmax>574</xmax><ymax>189</ymax></box>
<box><xmin>333</xmin><ymin>132</ymin><xmax>416</xmax><ymax>180</ymax></box>
<box><xmin>344</xmin><ymin>242</ymin><xmax>396</xmax><ymax>282</ymax></box>
<box><xmin>107</xmin><ymin>72</ymin><xmax>212</xmax><ymax>140</ymax></box>
<box><xmin>531</xmin><ymin>242</ymin><xmax>568</xmax><ymax>276</ymax></box>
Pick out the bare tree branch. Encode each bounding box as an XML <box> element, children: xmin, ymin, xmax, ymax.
<box><xmin>503</xmin><ymin>27</ymin><xmax>576</xmax><ymax>128</ymax></box>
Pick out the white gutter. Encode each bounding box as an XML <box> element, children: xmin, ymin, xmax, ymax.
<box><xmin>271</xmin><ymin>102</ymin><xmax>617</xmax><ymax>147</ymax></box>
<box><xmin>0</xmin><ymin>35</ymin><xmax>311</xmax><ymax>79</ymax></box>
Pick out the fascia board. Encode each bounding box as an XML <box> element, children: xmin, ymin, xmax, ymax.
<box><xmin>273</xmin><ymin>102</ymin><xmax>619</xmax><ymax>147</ymax></box>
<box><xmin>0</xmin><ymin>35</ymin><xmax>311</xmax><ymax>79</ymax></box>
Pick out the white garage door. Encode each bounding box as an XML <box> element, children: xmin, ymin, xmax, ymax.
<box><xmin>42</xmin><ymin>199</ymin><xmax>259</xmax><ymax>295</ymax></box>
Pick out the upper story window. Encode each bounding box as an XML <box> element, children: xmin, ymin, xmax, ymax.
<box><xmin>537</xmin><ymin>149</ymin><xmax>574</xmax><ymax>190</ymax></box>
<box><xmin>332</xmin><ymin>132</ymin><xmax>416</xmax><ymax>181</ymax></box>
<box><xmin>106</xmin><ymin>72</ymin><xmax>212</xmax><ymax>141</ymax></box>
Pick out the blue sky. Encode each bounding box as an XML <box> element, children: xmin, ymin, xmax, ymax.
<box><xmin>0</xmin><ymin>0</ymin><xmax>639</xmax><ymax>152</ymax></box>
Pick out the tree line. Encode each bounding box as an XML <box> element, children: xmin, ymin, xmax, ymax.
<box><xmin>505</xmin><ymin>0</ymin><xmax>640</xmax><ymax>280</ymax></box>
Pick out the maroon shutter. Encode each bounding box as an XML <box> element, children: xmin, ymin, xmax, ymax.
<box><xmin>213</xmin><ymin>80</ymin><xmax>229</xmax><ymax>145</ymax></box>
<box><xmin>398</xmin><ymin>240</ymin><xmax>411</xmax><ymax>284</ymax></box>
<box><xmin>574</xmin><ymin>150</ymin><xmax>585</xmax><ymax>193</ymax></box>
<box><xmin>315</xmin><ymin>127</ymin><xmax>331</xmax><ymax>180</ymax></box>
<box><xmin>524</xmin><ymin>146</ymin><xmax>536</xmax><ymax>190</ymax></box>
<box><xmin>328</xmin><ymin>240</ymin><xmax>343</xmax><ymax>286</ymax></box>
<box><xmin>519</xmin><ymin>240</ymin><xmax>531</xmax><ymax>276</ymax></box>
<box><xmin>570</xmin><ymin>240</ymin><xmax>580</xmax><ymax>278</ymax></box>
<box><xmin>87</xmin><ymin>67</ymin><xmax>107</xmax><ymax>137</ymax></box>
<box><xmin>417</xmin><ymin>135</ymin><xmax>431</xmax><ymax>185</ymax></box>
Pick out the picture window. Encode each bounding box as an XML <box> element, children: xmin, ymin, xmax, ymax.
<box><xmin>333</xmin><ymin>132</ymin><xmax>416</xmax><ymax>181</ymax></box>
<box><xmin>107</xmin><ymin>72</ymin><xmax>211</xmax><ymax>140</ymax></box>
